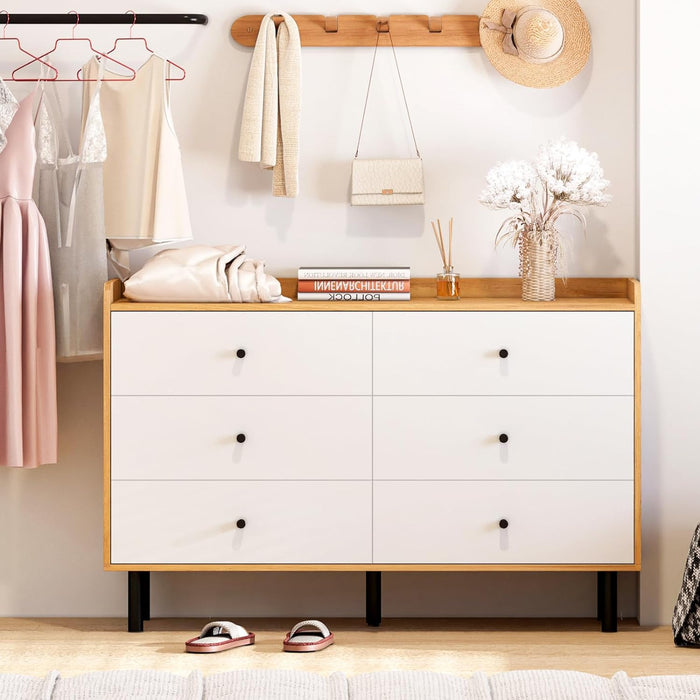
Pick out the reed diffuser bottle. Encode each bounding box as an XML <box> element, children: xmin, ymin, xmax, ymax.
<box><xmin>432</xmin><ymin>218</ymin><xmax>460</xmax><ymax>300</ymax></box>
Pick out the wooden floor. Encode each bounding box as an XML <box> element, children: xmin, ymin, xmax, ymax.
<box><xmin>1</xmin><ymin>618</ymin><xmax>699</xmax><ymax>679</ymax></box>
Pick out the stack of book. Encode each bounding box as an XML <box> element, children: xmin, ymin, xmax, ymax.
<box><xmin>297</xmin><ymin>267</ymin><xmax>411</xmax><ymax>301</ymax></box>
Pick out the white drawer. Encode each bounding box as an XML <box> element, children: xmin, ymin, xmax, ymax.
<box><xmin>111</xmin><ymin>396</ymin><xmax>371</xmax><ymax>480</ymax></box>
<box><xmin>373</xmin><ymin>312</ymin><xmax>634</xmax><ymax>395</ymax></box>
<box><xmin>111</xmin><ymin>312</ymin><xmax>372</xmax><ymax>396</ymax></box>
<box><xmin>373</xmin><ymin>481</ymin><xmax>634</xmax><ymax>564</ymax></box>
<box><xmin>374</xmin><ymin>396</ymin><xmax>633</xmax><ymax>480</ymax></box>
<box><xmin>111</xmin><ymin>481</ymin><xmax>372</xmax><ymax>564</ymax></box>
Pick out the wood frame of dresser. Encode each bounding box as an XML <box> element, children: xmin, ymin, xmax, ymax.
<box><xmin>104</xmin><ymin>277</ymin><xmax>641</xmax><ymax>574</ymax></box>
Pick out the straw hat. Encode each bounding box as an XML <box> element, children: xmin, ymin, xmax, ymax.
<box><xmin>479</xmin><ymin>0</ymin><xmax>591</xmax><ymax>88</ymax></box>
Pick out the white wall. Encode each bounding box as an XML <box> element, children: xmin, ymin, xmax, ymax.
<box><xmin>0</xmin><ymin>0</ymin><xmax>640</xmax><ymax>619</ymax></box>
<box><xmin>638</xmin><ymin>0</ymin><xmax>700</xmax><ymax>625</ymax></box>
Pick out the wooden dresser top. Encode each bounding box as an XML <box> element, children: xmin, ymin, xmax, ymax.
<box><xmin>107</xmin><ymin>278</ymin><xmax>639</xmax><ymax>312</ymax></box>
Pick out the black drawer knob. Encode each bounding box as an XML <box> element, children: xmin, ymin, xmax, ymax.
<box><xmin>236</xmin><ymin>519</ymin><xmax>246</xmax><ymax>529</ymax></box>
<box><xmin>499</xmin><ymin>348</ymin><xmax>509</xmax><ymax>359</ymax></box>
<box><xmin>236</xmin><ymin>433</ymin><xmax>246</xmax><ymax>444</ymax></box>
<box><xmin>499</xmin><ymin>433</ymin><xmax>509</xmax><ymax>444</ymax></box>
<box><xmin>499</xmin><ymin>519</ymin><xmax>509</xmax><ymax>529</ymax></box>
<box><xmin>236</xmin><ymin>348</ymin><xmax>246</xmax><ymax>359</ymax></box>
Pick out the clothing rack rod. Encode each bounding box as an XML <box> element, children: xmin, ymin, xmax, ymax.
<box><xmin>3</xmin><ymin>14</ymin><xmax>208</xmax><ymax>26</ymax></box>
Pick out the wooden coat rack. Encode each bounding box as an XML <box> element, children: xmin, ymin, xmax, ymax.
<box><xmin>230</xmin><ymin>14</ymin><xmax>481</xmax><ymax>47</ymax></box>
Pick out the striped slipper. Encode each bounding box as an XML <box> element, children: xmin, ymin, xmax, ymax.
<box><xmin>282</xmin><ymin>619</ymin><xmax>335</xmax><ymax>653</ymax></box>
<box><xmin>185</xmin><ymin>621</ymin><xmax>255</xmax><ymax>653</ymax></box>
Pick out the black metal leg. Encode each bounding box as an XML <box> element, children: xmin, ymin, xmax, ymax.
<box><xmin>366</xmin><ymin>572</ymin><xmax>381</xmax><ymax>627</ymax></box>
<box><xmin>140</xmin><ymin>571</ymin><xmax>151</xmax><ymax>622</ymax></box>
<box><xmin>128</xmin><ymin>571</ymin><xmax>144</xmax><ymax>632</ymax></box>
<box><xmin>598</xmin><ymin>571</ymin><xmax>618</xmax><ymax>633</ymax></box>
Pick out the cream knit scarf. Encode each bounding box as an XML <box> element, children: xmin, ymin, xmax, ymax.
<box><xmin>238</xmin><ymin>12</ymin><xmax>301</xmax><ymax>198</ymax></box>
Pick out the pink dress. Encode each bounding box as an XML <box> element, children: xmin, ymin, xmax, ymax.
<box><xmin>0</xmin><ymin>89</ymin><xmax>57</xmax><ymax>468</ymax></box>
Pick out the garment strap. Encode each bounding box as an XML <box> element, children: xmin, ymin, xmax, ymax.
<box><xmin>77</xmin><ymin>57</ymin><xmax>104</xmax><ymax>157</ymax></box>
<box><xmin>355</xmin><ymin>30</ymin><xmax>420</xmax><ymax>159</ymax></box>
<box><xmin>65</xmin><ymin>59</ymin><xmax>105</xmax><ymax>248</ymax></box>
<box><xmin>41</xmin><ymin>62</ymin><xmax>75</xmax><ymax>161</ymax></box>
<box><xmin>164</xmin><ymin>56</ymin><xmax>171</xmax><ymax>105</ymax></box>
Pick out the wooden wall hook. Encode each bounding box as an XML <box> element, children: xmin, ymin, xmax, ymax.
<box><xmin>428</xmin><ymin>16</ymin><xmax>443</xmax><ymax>33</ymax></box>
<box><xmin>324</xmin><ymin>16</ymin><xmax>338</xmax><ymax>33</ymax></box>
<box><xmin>376</xmin><ymin>16</ymin><xmax>390</xmax><ymax>33</ymax></box>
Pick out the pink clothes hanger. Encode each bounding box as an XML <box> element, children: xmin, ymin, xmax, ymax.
<box><xmin>0</xmin><ymin>10</ymin><xmax>58</xmax><ymax>81</ymax></box>
<box><xmin>106</xmin><ymin>10</ymin><xmax>186</xmax><ymax>80</ymax></box>
<box><xmin>13</xmin><ymin>11</ymin><xmax>136</xmax><ymax>82</ymax></box>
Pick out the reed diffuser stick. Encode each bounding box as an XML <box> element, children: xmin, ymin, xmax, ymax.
<box><xmin>438</xmin><ymin>221</ymin><xmax>447</xmax><ymax>270</ymax></box>
<box><xmin>448</xmin><ymin>217</ymin><xmax>453</xmax><ymax>270</ymax></box>
<box><xmin>431</xmin><ymin>220</ymin><xmax>447</xmax><ymax>269</ymax></box>
<box><xmin>431</xmin><ymin>218</ymin><xmax>454</xmax><ymax>273</ymax></box>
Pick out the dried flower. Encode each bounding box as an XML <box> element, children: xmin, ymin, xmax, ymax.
<box><xmin>536</xmin><ymin>139</ymin><xmax>611</xmax><ymax>207</ymax></box>
<box><xmin>479</xmin><ymin>161</ymin><xmax>538</xmax><ymax>211</ymax></box>
<box><xmin>480</xmin><ymin>139</ymin><xmax>612</xmax><ymax>276</ymax></box>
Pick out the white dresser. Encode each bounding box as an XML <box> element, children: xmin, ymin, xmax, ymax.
<box><xmin>104</xmin><ymin>278</ymin><xmax>640</xmax><ymax>632</ymax></box>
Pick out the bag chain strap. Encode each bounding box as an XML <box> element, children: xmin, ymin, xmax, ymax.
<box><xmin>354</xmin><ymin>29</ymin><xmax>421</xmax><ymax>159</ymax></box>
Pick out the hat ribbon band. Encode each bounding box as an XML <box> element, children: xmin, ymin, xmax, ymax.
<box><xmin>481</xmin><ymin>9</ymin><xmax>519</xmax><ymax>57</ymax></box>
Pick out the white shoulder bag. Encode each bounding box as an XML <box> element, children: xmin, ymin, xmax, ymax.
<box><xmin>351</xmin><ymin>30</ymin><xmax>425</xmax><ymax>206</ymax></box>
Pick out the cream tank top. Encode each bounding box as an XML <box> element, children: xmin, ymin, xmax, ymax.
<box><xmin>82</xmin><ymin>55</ymin><xmax>192</xmax><ymax>274</ymax></box>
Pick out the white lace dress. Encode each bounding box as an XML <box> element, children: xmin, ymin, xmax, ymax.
<box><xmin>33</xmin><ymin>69</ymin><xmax>108</xmax><ymax>361</ymax></box>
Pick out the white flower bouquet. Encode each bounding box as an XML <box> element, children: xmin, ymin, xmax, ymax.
<box><xmin>480</xmin><ymin>139</ymin><xmax>611</xmax><ymax>300</ymax></box>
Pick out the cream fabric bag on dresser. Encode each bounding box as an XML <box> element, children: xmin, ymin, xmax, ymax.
<box><xmin>351</xmin><ymin>30</ymin><xmax>424</xmax><ymax>206</ymax></box>
<box><xmin>123</xmin><ymin>245</ymin><xmax>285</xmax><ymax>303</ymax></box>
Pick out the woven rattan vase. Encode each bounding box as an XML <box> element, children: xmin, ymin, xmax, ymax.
<box><xmin>520</xmin><ymin>229</ymin><xmax>557</xmax><ymax>302</ymax></box>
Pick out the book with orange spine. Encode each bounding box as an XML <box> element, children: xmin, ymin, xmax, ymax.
<box><xmin>297</xmin><ymin>279</ymin><xmax>410</xmax><ymax>293</ymax></box>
